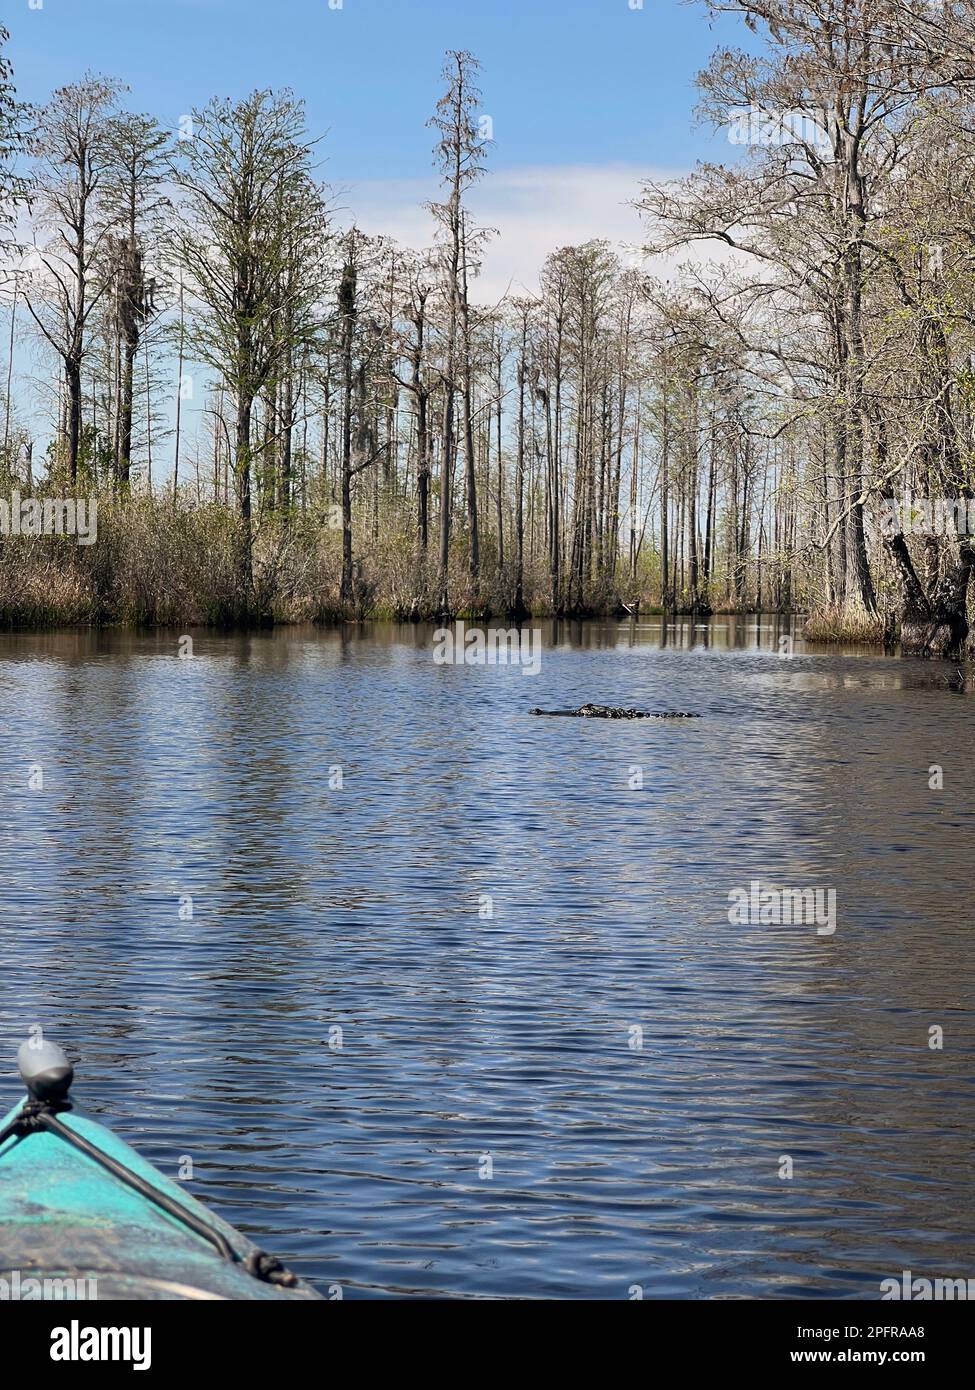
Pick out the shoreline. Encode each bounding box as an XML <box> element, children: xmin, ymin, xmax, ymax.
<box><xmin>0</xmin><ymin>606</ymin><xmax>811</xmax><ymax>636</ymax></box>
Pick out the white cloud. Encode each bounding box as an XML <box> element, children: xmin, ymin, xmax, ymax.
<box><xmin>334</xmin><ymin>162</ymin><xmax>723</xmax><ymax>303</ymax></box>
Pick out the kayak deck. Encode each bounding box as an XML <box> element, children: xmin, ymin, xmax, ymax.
<box><xmin>0</xmin><ymin>1101</ymin><xmax>321</xmax><ymax>1300</ymax></box>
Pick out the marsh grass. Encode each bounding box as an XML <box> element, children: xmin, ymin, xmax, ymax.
<box><xmin>803</xmin><ymin>604</ymin><xmax>888</xmax><ymax>645</ymax></box>
<box><xmin>0</xmin><ymin>491</ymin><xmax>811</xmax><ymax>630</ymax></box>
<box><xmin>0</xmin><ymin>495</ymin><xmax>563</xmax><ymax>628</ymax></box>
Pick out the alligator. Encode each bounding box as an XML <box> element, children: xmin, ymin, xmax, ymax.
<box><xmin>530</xmin><ymin>704</ymin><xmax>700</xmax><ymax>719</ymax></box>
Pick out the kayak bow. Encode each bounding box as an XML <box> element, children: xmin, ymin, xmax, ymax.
<box><xmin>0</xmin><ymin>1041</ymin><xmax>322</xmax><ymax>1301</ymax></box>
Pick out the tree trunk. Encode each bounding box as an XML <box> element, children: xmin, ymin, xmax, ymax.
<box><xmin>235</xmin><ymin>398</ymin><xmax>254</xmax><ymax>604</ymax></box>
<box><xmin>66</xmin><ymin>358</ymin><xmax>82</xmax><ymax>486</ymax></box>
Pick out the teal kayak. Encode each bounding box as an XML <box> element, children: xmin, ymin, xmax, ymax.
<box><xmin>0</xmin><ymin>1041</ymin><xmax>322</xmax><ymax>1301</ymax></box>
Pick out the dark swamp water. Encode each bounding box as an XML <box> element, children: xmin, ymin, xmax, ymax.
<box><xmin>0</xmin><ymin>616</ymin><xmax>972</xmax><ymax>1298</ymax></box>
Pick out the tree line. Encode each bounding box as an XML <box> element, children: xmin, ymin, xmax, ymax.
<box><xmin>2</xmin><ymin>7</ymin><xmax>975</xmax><ymax>652</ymax></box>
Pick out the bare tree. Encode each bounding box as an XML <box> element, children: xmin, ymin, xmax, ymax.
<box><xmin>428</xmin><ymin>50</ymin><xmax>492</xmax><ymax>610</ymax></box>
<box><xmin>26</xmin><ymin>76</ymin><xmax>122</xmax><ymax>484</ymax></box>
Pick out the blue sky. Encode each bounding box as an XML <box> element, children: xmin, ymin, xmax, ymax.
<box><xmin>8</xmin><ymin>0</ymin><xmax>741</xmax><ymax>182</ymax></box>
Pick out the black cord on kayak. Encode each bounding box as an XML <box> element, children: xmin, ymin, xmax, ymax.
<box><xmin>0</xmin><ymin>1114</ymin><xmax>25</xmax><ymax>1149</ymax></box>
<box><xmin>37</xmin><ymin>1108</ymin><xmax>238</xmax><ymax>1263</ymax></box>
<box><xmin>1</xmin><ymin>1100</ymin><xmax>297</xmax><ymax>1287</ymax></box>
